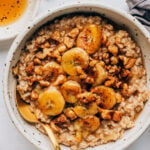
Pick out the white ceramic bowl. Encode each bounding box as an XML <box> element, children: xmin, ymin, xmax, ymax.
<box><xmin>3</xmin><ymin>2</ymin><xmax>150</xmax><ymax>150</ymax></box>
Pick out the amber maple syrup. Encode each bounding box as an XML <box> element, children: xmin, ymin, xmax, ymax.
<box><xmin>0</xmin><ymin>0</ymin><xmax>27</xmax><ymax>26</ymax></box>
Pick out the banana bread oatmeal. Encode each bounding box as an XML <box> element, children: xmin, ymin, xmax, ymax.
<box><xmin>13</xmin><ymin>14</ymin><xmax>149</xmax><ymax>149</ymax></box>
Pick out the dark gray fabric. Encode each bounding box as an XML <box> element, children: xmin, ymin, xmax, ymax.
<box><xmin>126</xmin><ymin>0</ymin><xmax>150</xmax><ymax>32</ymax></box>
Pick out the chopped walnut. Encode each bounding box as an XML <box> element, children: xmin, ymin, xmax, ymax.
<box><xmin>68</xmin><ymin>28</ymin><xmax>80</xmax><ymax>38</ymax></box>
<box><xmin>53</xmin><ymin>75</ymin><xmax>67</xmax><ymax>86</ymax></box>
<box><xmin>39</xmin><ymin>80</ymin><xmax>50</xmax><ymax>87</ymax></box>
<box><xmin>51</xmin><ymin>30</ymin><xmax>61</xmax><ymax>42</ymax></box>
<box><xmin>104</xmin><ymin>76</ymin><xmax>116</xmax><ymax>87</ymax></box>
<box><xmin>53</xmin><ymin>114</ymin><xmax>70</xmax><ymax>128</ymax></box>
<box><xmin>26</xmin><ymin>62</ymin><xmax>34</xmax><ymax>74</ymax></box>
<box><xmin>108</xmin><ymin>45</ymin><xmax>118</xmax><ymax>56</ymax></box>
<box><xmin>125</xmin><ymin>58</ymin><xmax>136</xmax><ymax>69</ymax></box>
<box><xmin>56</xmin><ymin>43</ymin><xmax>67</xmax><ymax>53</ymax></box>
<box><xmin>99</xmin><ymin>108</ymin><xmax>123</xmax><ymax>122</ymax></box>
<box><xmin>33</xmin><ymin>58</ymin><xmax>42</xmax><ymax>65</ymax></box>
<box><xmin>64</xmin><ymin>36</ymin><xmax>75</xmax><ymax>48</ymax></box>
<box><xmin>34</xmin><ymin>66</ymin><xmax>43</xmax><ymax>75</ymax></box>
<box><xmin>77</xmin><ymin>92</ymin><xmax>98</xmax><ymax>103</ymax></box>
<box><xmin>110</xmin><ymin>56</ymin><xmax>118</xmax><ymax>65</ymax></box>
<box><xmin>84</xmin><ymin>76</ymin><xmax>94</xmax><ymax>84</ymax></box>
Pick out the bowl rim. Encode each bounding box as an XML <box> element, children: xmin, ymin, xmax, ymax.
<box><xmin>3</xmin><ymin>2</ymin><xmax>150</xmax><ymax>150</ymax></box>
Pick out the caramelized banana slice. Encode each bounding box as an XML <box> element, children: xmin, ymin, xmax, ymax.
<box><xmin>74</xmin><ymin>115</ymin><xmax>100</xmax><ymax>132</ymax></box>
<box><xmin>83</xmin><ymin>115</ymin><xmax>100</xmax><ymax>132</ymax></box>
<box><xmin>92</xmin><ymin>86</ymin><xmax>116</xmax><ymax>109</ymax></box>
<box><xmin>94</xmin><ymin>63</ymin><xmax>107</xmax><ymax>86</ymax></box>
<box><xmin>62</xmin><ymin>48</ymin><xmax>89</xmax><ymax>75</ymax></box>
<box><xmin>61</xmin><ymin>80</ymin><xmax>81</xmax><ymax>103</ymax></box>
<box><xmin>74</xmin><ymin>105</ymin><xmax>88</xmax><ymax>118</ymax></box>
<box><xmin>38</xmin><ymin>86</ymin><xmax>65</xmax><ymax>116</ymax></box>
<box><xmin>76</xmin><ymin>24</ymin><xmax>102</xmax><ymax>54</ymax></box>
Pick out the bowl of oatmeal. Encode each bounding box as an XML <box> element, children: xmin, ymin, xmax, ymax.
<box><xmin>3</xmin><ymin>2</ymin><xmax>150</xmax><ymax>150</ymax></box>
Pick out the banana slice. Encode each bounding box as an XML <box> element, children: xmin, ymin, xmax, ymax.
<box><xmin>74</xmin><ymin>115</ymin><xmax>100</xmax><ymax>132</ymax></box>
<box><xmin>76</xmin><ymin>24</ymin><xmax>102</xmax><ymax>54</ymax></box>
<box><xmin>92</xmin><ymin>86</ymin><xmax>116</xmax><ymax>109</ymax></box>
<box><xmin>62</xmin><ymin>48</ymin><xmax>89</xmax><ymax>75</ymax></box>
<box><xmin>94</xmin><ymin>63</ymin><xmax>107</xmax><ymax>86</ymax></box>
<box><xmin>38</xmin><ymin>86</ymin><xmax>65</xmax><ymax>116</ymax></box>
<box><xmin>61</xmin><ymin>80</ymin><xmax>81</xmax><ymax>103</ymax></box>
<box><xmin>74</xmin><ymin>105</ymin><xmax>88</xmax><ymax>118</ymax></box>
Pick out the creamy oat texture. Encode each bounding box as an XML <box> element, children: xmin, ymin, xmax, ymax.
<box><xmin>13</xmin><ymin>15</ymin><xmax>149</xmax><ymax>150</ymax></box>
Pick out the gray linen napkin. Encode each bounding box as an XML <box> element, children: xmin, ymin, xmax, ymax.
<box><xmin>126</xmin><ymin>0</ymin><xmax>150</xmax><ymax>32</ymax></box>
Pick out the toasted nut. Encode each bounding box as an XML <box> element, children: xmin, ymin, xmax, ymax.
<box><xmin>26</xmin><ymin>62</ymin><xmax>34</xmax><ymax>74</ymax></box>
<box><xmin>34</xmin><ymin>58</ymin><xmax>42</xmax><ymax>65</ymax></box>
<box><xmin>121</xmin><ymin>83</ymin><xmax>129</xmax><ymax>96</ymax></box>
<box><xmin>84</xmin><ymin>76</ymin><xmax>94</xmax><ymax>84</ymax></box>
<box><xmin>112</xmin><ymin>111</ymin><xmax>123</xmax><ymax>122</ymax></box>
<box><xmin>110</xmin><ymin>56</ymin><xmax>118</xmax><ymax>65</ymax></box>
<box><xmin>99</xmin><ymin>108</ymin><xmax>123</xmax><ymax>122</ymax></box>
<box><xmin>77</xmin><ymin>92</ymin><xmax>97</xmax><ymax>103</ymax></box>
<box><xmin>121</xmin><ymin>69</ymin><xmax>131</xmax><ymax>78</ymax></box>
<box><xmin>104</xmin><ymin>76</ymin><xmax>116</xmax><ymax>87</ymax></box>
<box><xmin>125</xmin><ymin>58</ymin><xmax>136</xmax><ymax>69</ymax></box>
<box><xmin>34</xmin><ymin>66</ymin><xmax>43</xmax><ymax>75</ymax></box>
<box><xmin>108</xmin><ymin>45</ymin><xmax>118</xmax><ymax>56</ymax></box>
<box><xmin>115</xmin><ymin>93</ymin><xmax>123</xmax><ymax>103</ymax></box>
<box><xmin>40</xmin><ymin>41</ymin><xmax>51</xmax><ymax>48</ymax></box>
<box><xmin>39</xmin><ymin>80</ymin><xmax>50</xmax><ymax>87</ymax></box>
<box><xmin>89</xmin><ymin>59</ymin><xmax>98</xmax><ymax>67</ymax></box>
<box><xmin>54</xmin><ymin>114</ymin><xmax>68</xmax><ymax>124</ymax></box>
<box><xmin>64</xmin><ymin>107</ymin><xmax>77</xmax><ymax>120</ymax></box>
<box><xmin>99</xmin><ymin>108</ymin><xmax>111</xmax><ymax>120</ymax></box>
<box><xmin>64</xmin><ymin>36</ymin><xmax>75</xmax><ymax>48</ymax></box>
<box><xmin>53</xmin><ymin>75</ymin><xmax>67</xmax><ymax>86</ymax></box>
<box><xmin>56</xmin><ymin>43</ymin><xmax>67</xmax><ymax>53</ymax></box>
<box><xmin>31</xmin><ymin>90</ymin><xmax>39</xmax><ymax>100</ymax></box>
<box><xmin>119</xmin><ymin>55</ymin><xmax>129</xmax><ymax>65</ymax></box>
<box><xmin>51</xmin><ymin>30</ymin><xmax>61</xmax><ymax>42</ymax></box>
<box><xmin>36</xmin><ymin>52</ymin><xmax>46</xmax><ymax>59</ymax></box>
<box><xmin>102</xmin><ymin>34</ymin><xmax>107</xmax><ymax>44</ymax></box>
<box><xmin>68</xmin><ymin>28</ymin><xmax>80</xmax><ymax>38</ymax></box>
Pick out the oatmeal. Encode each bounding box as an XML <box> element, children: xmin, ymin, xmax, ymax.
<box><xmin>13</xmin><ymin>14</ymin><xmax>149</xmax><ymax>149</ymax></box>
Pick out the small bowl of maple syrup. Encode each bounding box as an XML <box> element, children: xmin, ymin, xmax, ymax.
<box><xmin>0</xmin><ymin>0</ymin><xmax>40</xmax><ymax>41</ymax></box>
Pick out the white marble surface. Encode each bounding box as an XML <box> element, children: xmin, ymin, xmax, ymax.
<box><xmin>0</xmin><ymin>0</ymin><xmax>150</xmax><ymax>150</ymax></box>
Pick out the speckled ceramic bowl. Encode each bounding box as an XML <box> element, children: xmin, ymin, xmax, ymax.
<box><xmin>3</xmin><ymin>2</ymin><xmax>150</xmax><ymax>150</ymax></box>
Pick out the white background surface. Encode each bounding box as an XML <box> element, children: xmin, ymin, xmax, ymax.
<box><xmin>0</xmin><ymin>0</ymin><xmax>150</xmax><ymax>150</ymax></box>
